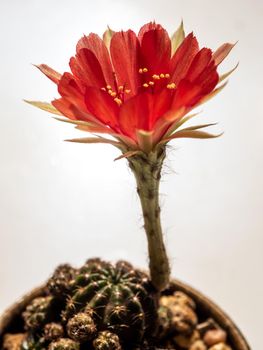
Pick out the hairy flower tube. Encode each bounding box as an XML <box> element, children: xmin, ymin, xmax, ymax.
<box><xmin>27</xmin><ymin>21</ymin><xmax>236</xmax><ymax>292</ymax></box>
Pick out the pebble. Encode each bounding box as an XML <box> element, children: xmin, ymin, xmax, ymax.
<box><xmin>208</xmin><ymin>343</ymin><xmax>232</xmax><ymax>350</ymax></box>
<box><xmin>158</xmin><ymin>304</ymin><xmax>198</xmax><ymax>337</ymax></box>
<box><xmin>160</xmin><ymin>291</ymin><xmax>196</xmax><ymax>309</ymax></box>
<box><xmin>159</xmin><ymin>292</ymin><xmax>198</xmax><ymax>336</ymax></box>
<box><xmin>174</xmin><ymin>330</ymin><xmax>200</xmax><ymax>348</ymax></box>
<box><xmin>189</xmin><ymin>340</ymin><xmax>207</xmax><ymax>350</ymax></box>
<box><xmin>171</xmin><ymin>304</ymin><xmax>198</xmax><ymax>333</ymax></box>
<box><xmin>203</xmin><ymin>329</ymin><xmax>227</xmax><ymax>347</ymax></box>
<box><xmin>3</xmin><ymin>334</ymin><xmax>26</xmax><ymax>350</ymax></box>
<box><xmin>197</xmin><ymin>319</ymin><xmax>219</xmax><ymax>336</ymax></box>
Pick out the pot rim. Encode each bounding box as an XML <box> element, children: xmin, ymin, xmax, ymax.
<box><xmin>0</xmin><ymin>279</ymin><xmax>251</xmax><ymax>350</ymax></box>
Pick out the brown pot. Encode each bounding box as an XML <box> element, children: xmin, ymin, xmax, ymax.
<box><xmin>0</xmin><ymin>279</ymin><xmax>250</xmax><ymax>350</ymax></box>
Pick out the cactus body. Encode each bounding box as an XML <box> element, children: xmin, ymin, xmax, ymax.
<box><xmin>66</xmin><ymin>312</ymin><xmax>97</xmax><ymax>342</ymax></box>
<box><xmin>47</xmin><ymin>264</ymin><xmax>76</xmax><ymax>298</ymax></box>
<box><xmin>20</xmin><ymin>259</ymin><xmax>156</xmax><ymax>350</ymax></box>
<box><xmin>22</xmin><ymin>297</ymin><xmax>55</xmax><ymax>331</ymax></box>
<box><xmin>44</xmin><ymin>323</ymin><xmax>64</xmax><ymax>341</ymax></box>
<box><xmin>93</xmin><ymin>331</ymin><xmax>121</xmax><ymax>350</ymax></box>
<box><xmin>21</xmin><ymin>334</ymin><xmax>46</xmax><ymax>350</ymax></box>
<box><xmin>48</xmin><ymin>339</ymin><xmax>79</xmax><ymax>350</ymax></box>
<box><xmin>63</xmin><ymin>259</ymin><xmax>156</xmax><ymax>344</ymax></box>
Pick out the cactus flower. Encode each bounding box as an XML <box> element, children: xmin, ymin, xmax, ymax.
<box><xmin>27</xmin><ymin>22</ymin><xmax>236</xmax><ymax>292</ymax></box>
<box><xmin>28</xmin><ymin>22</ymin><xmax>235</xmax><ymax>157</ymax></box>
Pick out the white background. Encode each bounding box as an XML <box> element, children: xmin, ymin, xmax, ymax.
<box><xmin>0</xmin><ymin>0</ymin><xmax>262</xmax><ymax>348</ymax></box>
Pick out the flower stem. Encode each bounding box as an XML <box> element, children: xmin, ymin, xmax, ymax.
<box><xmin>128</xmin><ymin>147</ymin><xmax>170</xmax><ymax>292</ymax></box>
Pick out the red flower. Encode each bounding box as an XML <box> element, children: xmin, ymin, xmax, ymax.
<box><xmin>27</xmin><ymin>22</ymin><xmax>236</xmax><ymax>158</ymax></box>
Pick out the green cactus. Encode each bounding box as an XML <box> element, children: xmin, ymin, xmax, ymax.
<box><xmin>18</xmin><ymin>259</ymin><xmax>157</xmax><ymax>350</ymax></box>
<box><xmin>47</xmin><ymin>264</ymin><xmax>76</xmax><ymax>298</ymax></box>
<box><xmin>21</xmin><ymin>333</ymin><xmax>46</xmax><ymax>350</ymax></box>
<box><xmin>48</xmin><ymin>338</ymin><xmax>80</xmax><ymax>350</ymax></box>
<box><xmin>93</xmin><ymin>331</ymin><xmax>121</xmax><ymax>350</ymax></box>
<box><xmin>43</xmin><ymin>323</ymin><xmax>64</xmax><ymax>341</ymax></box>
<box><xmin>62</xmin><ymin>259</ymin><xmax>157</xmax><ymax>344</ymax></box>
<box><xmin>66</xmin><ymin>312</ymin><xmax>97</xmax><ymax>342</ymax></box>
<box><xmin>22</xmin><ymin>297</ymin><xmax>55</xmax><ymax>331</ymax></box>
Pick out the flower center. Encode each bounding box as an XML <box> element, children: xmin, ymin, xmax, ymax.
<box><xmin>100</xmin><ymin>67</ymin><xmax>177</xmax><ymax>106</ymax></box>
<box><xmin>101</xmin><ymin>84</ymin><xmax>131</xmax><ymax>106</ymax></box>
<box><xmin>138</xmin><ymin>67</ymin><xmax>177</xmax><ymax>90</ymax></box>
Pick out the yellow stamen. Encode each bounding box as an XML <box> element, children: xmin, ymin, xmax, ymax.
<box><xmin>106</xmin><ymin>85</ymin><xmax>112</xmax><ymax>90</ymax></box>
<box><xmin>139</xmin><ymin>67</ymin><xmax>148</xmax><ymax>74</ymax></box>
<box><xmin>149</xmin><ymin>81</ymin><xmax>154</xmax><ymax>86</ymax></box>
<box><xmin>143</xmin><ymin>83</ymin><xmax>149</xmax><ymax>88</ymax></box>
<box><xmin>166</xmin><ymin>83</ymin><xmax>176</xmax><ymax>89</ymax></box>
<box><xmin>110</xmin><ymin>92</ymin><xmax>117</xmax><ymax>97</ymax></box>
<box><xmin>160</xmin><ymin>73</ymin><xmax>165</xmax><ymax>78</ymax></box>
<box><xmin>165</xmin><ymin>73</ymin><xmax>170</xmax><ymax>78</ymax></box>
<box><xmin>118</xmin><ymin>86</ymin><xmax>124</xmax><ymax>91</ymax></box>
<box><xmin>152</xmin><ymin>74</ymin><xmax>160</xmax><ymax>80</ymax></box>
<box><xmin>114</xmin><ymin>97</ymin><xmax>122</xmax><ymax>105</ymax></box>
<box><xmin>108</xmin><ymin>89</ymin><xmax>113</xmax><ymax>94</ymax></box>
<box><xmin>125</xmin><ymin>89</ymin><xmax>131</xmax><ymax>94</ymax></box>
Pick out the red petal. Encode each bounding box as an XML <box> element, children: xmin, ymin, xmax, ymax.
<box><xmin>152</xmin><ymin>88</ymin><xmax>173</xmax><ymax>125</ymax></box>
<box><xmin>57</xmin><ymin>73</ymin><xmax>87</xmax><ymax>111</ymax></box>
<box><xmin>76</xmin><ymin>33</ymin><xmax>115</xmax><ymax>87</ymax></box>
<box><xmin>85</xmin><ymin>87</ymin><xmax>119</xmax><ymax>130</ymax></box>
<box><xmin>212</xmin><ymin>43</ymin><xmax>235</xmax><ymax>66</ymax></box>
<box><xmin>52</xmin><ymin>99</ymin><xmax>102</xmax><ymax>125</ymax></box>
<box><xmin>185</xmin><ymin>48</ymin><xmax>213</xmax><ymax>82</ymax></box>
<box><xmin>178</xmin><ymin>47</ymin><xmax>219</xmax><ymax>99</ymax></box>
<box><xmin>170</xmin><ymin>33</ymin><xmax>199</xmax><ymax>84</ymax></box>
<box><xmin>150</xmin><ymin>89</ymin><xmax>174</xmax><ymax>143</ymax></box>
<box><xmin>171</xmin><ymin>63</ymin><xmax>219</xmax><ymax>115</ymax></box>
<box><xmin>70</xmin><ymin>48</ymin><xmax>106</xmax><ymax>88</ymax></box>
<box><xmin>140</xmin><ymin>26</ymin><xmax>171</xmax><ymax>75</ymax></box>
<box><xmin>110</xmin><ymin>30</ymin><xmax>140</xmax><ymax>95</ymax></box>
<box><xmin>186</xmin><ymin>48</ymin><xmax>219</xmax><ymax>95</ymax></box>
<box><xmin>119</xmin><ymin>90</ymin><xmax>172</xmax><ymax>139</ymax></box>
<box><xmin>194</xmin><ymin>64</ymin><xmax>219</xmax><ymax>95</ymax></box>
<box><xmin>58</xmin><ymin>72</ymin><xmax>84</xmax><ymax>98</ymax></box>
<box><xmin>35</xmin><ymin>64</ymin><xmax>61</xmax><ymax>84</ymax></box>
<box><xmin>138</xmin><ymin>22</ymin><xmax>164</xmax><ymax>42</ymax></box>
<box><xmin>119</xmin><ymin>93</ymin><xmax>152</xmax><ymax>139</ymax></box>
<box><xmin>52</xmin><ymin>98</ymin><xmax>84</xmax><ymax>121</ymax></box>
<box><xmin>172</xmin><ymin>79</ymin><xmax>203</xmax><ymax>109</ymax></box>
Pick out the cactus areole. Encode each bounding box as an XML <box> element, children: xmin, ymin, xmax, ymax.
<box><xmin>26</xmin><ymin>21</ymin><xmax>235</xmax><ymax>293</ymax></box>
